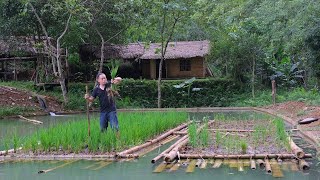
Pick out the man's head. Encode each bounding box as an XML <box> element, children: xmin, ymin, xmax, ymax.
<box><xmin>96</xmin><ymin>73</ymin><xmax>107</xmax><ymax>85</ymax></box>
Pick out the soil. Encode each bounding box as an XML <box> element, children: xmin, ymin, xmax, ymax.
<box><xmin>0</xmin><ymin>85</ymin><xmax>62</xmax><ymax>116</ymax></box>
<box><xmin>265</xmin><ymin>101</ymin><xmax>320</xmax><ymax>147</ymax></box>
<box><xmin>182</xmin><ymin>120</ymin><xmax>291</xmax><ymax>155</ymax></box>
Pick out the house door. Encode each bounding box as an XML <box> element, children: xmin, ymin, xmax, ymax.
<box><xmin>156</xmin><ymin>59</ymin><xmax>167</xmax><ymax>78</ymax></box>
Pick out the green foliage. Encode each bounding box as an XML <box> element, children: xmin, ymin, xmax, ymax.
<box><xmin>239</xmin><ymin>139</ymin><xmax>247</xmax><ymax>154</ymax></box>
<box><xmin>215</xmin><ymin>131</ymin><xmax>221</xmax><ymax>148</ymax></box>
<box><xmin>0</xmin><ymin>106</ymin><xmax>37</xmax><ymax>117</ymax></box>
<box><xmin>199</xmin><ymin>117</ymin><xmax>209</xmax><ymax>147</ymax></box>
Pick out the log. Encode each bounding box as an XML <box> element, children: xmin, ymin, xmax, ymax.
<box><xmin>118</xmin><ymin>122</ymin><xmax>190</xmax><ymax>157</ymax></box>
<box><xmin>151</xmin><ymin>135</ymin><xmax>188</xmax><ymax>163</ymax></box>
<box><xmin>195</xmin><ymin>159</ymin><xmax>202</xmax><ymax>167</ymax></box>
<box><xmin>256</xmin><ymin>159</ymin><xmax>265</xmax><ymax>169</ymax></box>
<box><xmin>298</xmin><ymin>159</ymin><xmax>310</xmax><ymax>170</ymax></box>
<box><xmin>265</xmin><ymin>159</ymin><xmax>272</xmax><ymax>173</ymax></box>
<box><xmin>250</xmin><ymin>159</ymin><xmax>256</xmax><ymax>170</ymax></box>
<box><xmin>18</xmin><ymin>115</ymin><xmax>43</xmax><ymax>124</ymax></box>
<box><xmin>175</xmin><ymin>153</ymin><xmax>312</xmax><ymax>159</ymax></box>
<box><xmin>164</xmin><ymin>121</ymin><xmax>214</xmax><ymax>162</ymax></box>
<box><xmin>288</xmin><ymin>137</ymin><xmax>305</xmax><ymax>158</ymax></box>
<box><xmin>298</xmin><ymin>117</ymin><xmax>319</xmax><ymax>125</ymax></box>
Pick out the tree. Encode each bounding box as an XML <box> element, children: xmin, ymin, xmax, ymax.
<box><xmin>26</xmin><ymin>0</ymin><xmax>87</xmax><ymax>104</ymax></box>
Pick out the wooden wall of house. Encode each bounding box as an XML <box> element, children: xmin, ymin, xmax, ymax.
<box><xmin>166</xmin><ymin>57</ymin><xmax>205</xmax><ymax>78</ymax></box>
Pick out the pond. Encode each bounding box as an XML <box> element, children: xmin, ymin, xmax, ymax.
<box><xmin>0</xmin><ymin>111</ymin><xmax>319</xmax><ymax>180</ymax></box>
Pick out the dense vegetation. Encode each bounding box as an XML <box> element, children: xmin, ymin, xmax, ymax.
<box><xmin>1</xmin><ymin>0</ymin><xmax>320</xmax><ymax>111</ymax></box>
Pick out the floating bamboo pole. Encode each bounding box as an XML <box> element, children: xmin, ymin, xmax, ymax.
<box><xmin>256</xmin><ymin>159</ymin><xmax>265</xmax><ymax>169</ymax></box>
<box><xmin>200</xmin><ymin>160</ymin><xmax>207</xmax><ymax>169</ymax></box>
<box><xmin>169</xmin><ymin>162</ymin><xmax>180</xmax><ymax>171</ymax></box>
<box><xmin>175</xmin><ymin>153</ymin><xmax>312</xmax><ymax>159</ymax></box>
<box><xmin>288</xmin><ymin>137</ymin><xmax>305</xmax><ymax>158</ymax></box>
<box><xmin>238</xmin><ymin>160</ymin><xmax>244</xmax><ymax>172</ymax></box>
<box><xmin>118</xmin><ymin>122</ymin><xmax>190</xmax><ymax>157</ymax></box>
<box><xmin>298</xmin><ymin>159</ymin><xmax>310</xmax><ymax>170</ymax></box>
<box><xmin>212</xmin><ymin>159</ymin><xmax>223</xmax><ymax>168</ymax></box>
<box><xmin>153</xmin><ymin>161</ymin><xmax>167</xmax><ymax>173</ymax></box>
<box><xmin>151</xmin><ymin>135</ymin><xmax>188</xmax><ymax>163</ymax></box>
<box><xmin>91</xmin><ymin>161</ymin><xmax>112</xmax><ymax>170</ymax></box>
<box><xmin>18</xmin><ymin>115</ymin><xmax>43</xmax><ymax>124</ymax></box>
<box><xmin>270</xmin><ymin>159</ymin><xmax>284</xmax><ymax>178</ymax></box>
<box><xmin>250</xmin><ymin>159</ymin><xmax>256</xmax><ymax>170</ymax></box>
<box><xmin>195</xmin><ymin>159</ymin><xmax>202</xmax><ymax>167</ymax></box>
<box><xmin>265</xmin><ymin>159</ymin><xmax>272</xmax><ymax>173</ymax></box>
<box><xmin>290</xmin><ymin>160</ymin><xmax>299</xmax><ymax>171</ymax></box>
<box><xmin>164</xmin><ymin>121</ymin><xmax>215</xmax><ymax>162</ymax></box>
<box><xmin>186</xmin><ymin>160</ymin><xmax>197</xmax><ymax>173</ymax></box>
<box><xmin>139</xmin><ymin>135</ymin><xmax>178</xmax><ymax>157</ymax></box>
<box><xmin>38</xmin><ymin>160</ymin><xmax>78</xmax><ymax>174</ymax></box>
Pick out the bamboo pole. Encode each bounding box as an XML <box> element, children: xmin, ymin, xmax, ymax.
<box><xmin>250</xmin><ymin>159</ymin><xmax>256</xmax><ymax>170</ymax></box>
<box><xmin>288</xmin><ymin>137</ymin><xmax>305</xmax><ymax>158</ymax></box>
<box><xmin>151</xmin><ymin>135</ymin><xmax>188</xmax><ymax>163</ymax></box>
<box><xmin>175</xmin><ymin>153</ymin><xmax>312</xmax><ymax>159</ymax></box>
<box><xmin>265</xmin><ymin>159</ymin><xmax>272</xmax><ymax>173</ymax></box>
<box><xmin>256</xmin><ymin>159</ymin><xmax>265</xmax><ymax>169</ymax></box>
<box><xmin>195</xmin><ymin>159</ymin><xmax>202</xmax><ymax>167</ymax></box>
<box><xmin>38</xmin><ymin>160</ymin><xmax>78</xmax><ymax>174</ymax></box>
<box><xmin>85</xmin><ymin>85</ymin><xmax>90</xmax><ymax>137</ymax></box>
<box><xmin>212</xmin><ymin>159</ymin><xmax>222</xmax><ymax>168</ymax></box>
<box><xmin>298</xmin><ymin>159</ymin><xmax>310</xmax><ymax>170</ymax></box>
<box><xmin>18</xmin><ymin>115</ymin><xmax>43</xmax><ymax>124</ymax></box>
<box><xmin>0</xmin><ymin>147</ymin><xmax>22</xmax><ymax>155</ymax></box>
<box><xmin>118</xmin><ymin>122</ymin><xmax>190</xmax><ymax>157</ymax></box>
<box><xmin>164</xmin><ymin>120</ymin><xmax>214</xmax><ymax>162</ymax></box>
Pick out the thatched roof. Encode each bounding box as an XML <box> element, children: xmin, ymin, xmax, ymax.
<box><xmin>80</xmin><ymin>40</ymin><xmax>210</xmax><ymax>61</ymax></box>
<box><xmin>0</xmin><ymin>37</ymin><xmax>38</xmax><ymax>57</ymax></box>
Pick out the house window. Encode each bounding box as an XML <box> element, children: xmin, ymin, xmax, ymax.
<box><xmin>180</xmin><ymin>59</ymin><xmax>191</xmax><ymax>71</ymax></box>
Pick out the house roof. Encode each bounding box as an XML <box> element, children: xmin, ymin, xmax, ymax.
<box><xmin>81</xmin><ymin>40</ymin><xmax>210</xmax><ymax>60</ymax></box>
<box><xmin>0</xmin><ymin>37</ymin><xmax>37</xmax><ymax>57</ymax></box>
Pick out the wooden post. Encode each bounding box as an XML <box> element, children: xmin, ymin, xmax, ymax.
<box><xmin>272</xmin><ymin>80</ymin><xmax>276</xmax><ymax>105</ymax></box>
<box><xmin>86</xmin><ymin>85</ymin><xmax>91</xmax><ymax>137</ymax></box>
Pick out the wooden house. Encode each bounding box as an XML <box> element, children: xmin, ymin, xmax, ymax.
<box><xmin>80</xmin><ymin>40</ymin><xmax>212</xmax><ymax>79</ymax></box>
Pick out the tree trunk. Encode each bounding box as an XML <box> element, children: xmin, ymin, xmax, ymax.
<box><xmin>252</xmin><ymin>58</ymin><xmax>255</xmax><ymax>98</ymax></box>
<box><xmin>157</xmin><ymin>57</ymin><xmax>164</xmax><ymax>108</ymax></box>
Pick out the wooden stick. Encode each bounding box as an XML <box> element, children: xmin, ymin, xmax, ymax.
<box><xmin>18</xmin><ymin>115</ymin><xmax>43</xmax><ymax>124</ymax></box>
<box><xmin>85</xmin><ymin>85</ymin><xmax>90</xmax><ymax>137</ymax></box>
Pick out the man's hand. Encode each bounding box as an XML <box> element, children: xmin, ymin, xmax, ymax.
<box><xmin>84</xmin><ymin>94</ymin><xmax>93</xmax><ymax>102</ymax></box>
<box><xmin>112</xmin><ymin>77</ymin><xmax>122</xmax><ymax>84</ymax></box>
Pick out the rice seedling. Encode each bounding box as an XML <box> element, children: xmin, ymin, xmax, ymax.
<box><xmin>199</xmin><ymin>118</ymin><xmax>209</xmax><ymax>147</ymax></box>
<box><xmin>215</xmin><ymin>130</ymin><xmax>222</xmax><ymax>148</ymax></box>
<box><xmin>22</xmin><ymin>111</ymin><xmax>188</xmax><ymax>153</ymax></box>
<box><xmin>12</xmin><ymin>132</ymin><xmax>20</xmax><ymax>152</ymax></box>
<box><xmin>188</xmin><ymin>120</ymin><xmax>197</xmax><ymax>148</ymax></box>
<box><xmin>239</xmin><ymin>139</ymin><xmax>248</xmax><ymax>154</ymax></box>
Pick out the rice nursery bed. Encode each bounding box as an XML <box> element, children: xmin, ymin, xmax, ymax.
<box><xmin>182</xmin><ymin>114</ymin><xmax>292</xmax><ymax>155</ymax></box>
<box><xmin>1</xmin><ymin>111</ymin><xmax>188</xmax><ymax>156</ymax></box>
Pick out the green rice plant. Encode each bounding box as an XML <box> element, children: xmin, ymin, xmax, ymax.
<box><xmin>215</xmin><ymin>130</ymin><xmax>222</xmax><ymax>148</ymax></box>
<box><xmin>3</xmin><ymin>137</ymin><xmax>10</xmax><ymax>154</ymax></box>
<box><xmin>199</xmin><ymin>118</ymin><xmax>209</xmax><ymax>147</ymax></box>
<box><xmin>188</xmin><ymin>120</ymin><xmax>197</xmax><ymax>148</ymax></box>
<box><xmin>272</xmin><ymin>118</ymin><xmax>290</xmax><ymax>150</ymax></box>
<box><xmin>239</xmin><ymin>139</ymin><xmax>248</xmax><ymax>154</ymax></box>
<box><xmin>22</xmin><ymin>111</ymin><xmax>188</xmax><ymax>153</ymax></box>
<box><xmin>12</xmin><ymin>132</ymin><xmax>20</xmax><ymax>152</ymax></box>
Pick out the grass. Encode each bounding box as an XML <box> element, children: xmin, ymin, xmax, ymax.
<box><xmin>199</xmin><ymin>117</ymin><xmax>209</xmax><ymax>147</ymax></box>
<box><xmin>21</xmin><ymin>111</ymin><xmax>188</xmax><ymax>153</ymax></box>
<box><xmin>0</xmin><ymin>106</ymin><xmax>38</xmax><ymax>117</ymax></box>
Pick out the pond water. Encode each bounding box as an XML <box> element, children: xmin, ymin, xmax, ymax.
<box><xmin>0</xmin><ymin>111</ymin><xmax>319</xmax><ymax>180</ymax></box>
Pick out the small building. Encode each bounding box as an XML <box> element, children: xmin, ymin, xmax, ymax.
<box><xmin>80</xmin><ymin>40</ymin><xmax>212</xmax><ymax>79</ymax></box>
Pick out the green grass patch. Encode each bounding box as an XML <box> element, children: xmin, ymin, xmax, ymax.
<box><xmin>0</xmin><ymin>106</ymin><xmax>38</xmax><ymax>117</ymax></box>
<box><xmin>22</xmin><ymin>111</ymin><xmax>188</xmax><ymax>153</ymax></box>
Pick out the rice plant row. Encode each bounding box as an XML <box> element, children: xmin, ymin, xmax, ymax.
<box><xmin>18</xmin><ymin>111</ymin><xmax>188</xmax><ymax>154</ymax></box>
